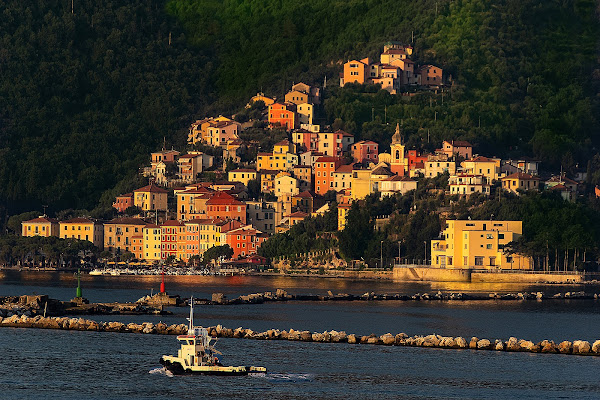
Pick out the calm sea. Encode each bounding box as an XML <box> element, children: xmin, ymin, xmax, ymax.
<box><xmin>1</xmin><ymin>271</ymin><xmax>600</xmax><ymax>399</ymax></box>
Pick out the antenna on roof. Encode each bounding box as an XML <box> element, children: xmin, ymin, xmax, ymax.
<box><xmin>162</xmin><ymin>136</ymin><xmax>166</xmax><ymax>151</ymax></box>
<box><xmin>42</xmin><ymin>205</ymin><xmax>48</xmax><ymax>217</ymax></box>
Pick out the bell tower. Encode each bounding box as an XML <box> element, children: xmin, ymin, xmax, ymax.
<box><xmin>390</xmin><ymin>123</ymin><xmax>407</xmax><ymax>175</ymax></box>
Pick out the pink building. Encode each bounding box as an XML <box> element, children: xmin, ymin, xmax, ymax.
<box><xmin>206</xmin><ymin>120</ymin><xmax>241</xmax><ymax>147</ymax></box>
<box><xmin>352</xmin><ymin>140</ymin><xmax>379</xmax><ymax>164</ymax></box>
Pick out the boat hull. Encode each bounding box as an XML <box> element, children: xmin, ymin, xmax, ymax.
<box><xmin>160</xmin><ymin>356</ymin><xmax>266</xmax><ymax>376</ymax></box>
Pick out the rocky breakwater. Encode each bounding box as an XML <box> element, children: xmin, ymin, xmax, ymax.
<box><xmin>2</xmin><ymin>315</ymin><xmax>600</xmax><ymax>358</ymax></box>
<box><xmin>207</xmin><ymin>290</ymin><xmax>600</xmax><ymax>305</ymax></box>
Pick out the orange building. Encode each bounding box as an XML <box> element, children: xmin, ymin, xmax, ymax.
<box><xmin>419</xmin><ymin>64</ymin><xmax>443</xmax><ymax>87</ymax></box>
<box><xmin>206</xmin><ymin>192</ymin><xmax>247</xmax><ymax>224</ymax></box>
<box><xmin>103</xmin><ymin>218</ymin><xmax>148</xmax><ymax>258</ymax></box>
<box><xmin>224</xmin><ymin>225</ymin><xmax>268</xmax><ymax>259</ymax></box>
<box><xmin>341</xmin><ymin>58</ymin><xmax>370</xmax><ymax>86</ymax></box>
<box><xmin>22</xmin><ymin>216</ymin><xmax>59</xmax><ymax>237</ymax></box>
<box><xmin>314</xmin><ymin>156</ymin><xmax>343</xmax><ymax>194</ymax></box>
<box><xmin>113</xmin><ymin>193</ymin><xmax>134</xmax><ymax>213</ymax></box>
<box><xmin>268</xmin><ymin>102</ymin><xmax>296</xmax><ymax>130</ymax></box>
<box><xmin>352</xmin><ymin>140</ymin><xmax>379</xmax><ymax>164</ymax></box>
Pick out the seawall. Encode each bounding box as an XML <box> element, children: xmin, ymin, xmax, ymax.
<box><xmin>393</xmin><ymin>266</ymin><xmax>584</xmax><ymax>283</ymax></box>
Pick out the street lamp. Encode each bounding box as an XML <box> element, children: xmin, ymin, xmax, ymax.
<box><xmin>380</xmin><ymin>240</ymin><xmax>384</xmax><ymax>269</ymax></box>
<box><xmin>424</xmin><ymin>241</ymin><xmax>427</xmax><ymax>266</ymax></box>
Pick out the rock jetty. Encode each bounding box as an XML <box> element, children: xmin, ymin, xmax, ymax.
<box><xmin>1</xmin><ymin>314</ymin><xmax>599</xmax><ymax>357</ymax></box>
<box><xmin>0</xmin><ymin>295</ymin><xmax>169</xmax><ymax>317</ymax></box>
<box><xmin>205</xmin><ymin>290</ymin><xmax>600</xmax><ymax>305</ymax></box>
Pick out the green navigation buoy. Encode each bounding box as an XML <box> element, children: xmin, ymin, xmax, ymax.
<box><xmin>75</xmin><ymin>268</ymin><xmax>82</xmax><ymax>298</ymax></box>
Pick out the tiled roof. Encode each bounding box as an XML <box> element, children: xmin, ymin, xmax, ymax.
<box><xmin>206</xmin><ymin>191</ymin><xmax>244</xmax><ymax>206</ymax></box>
<box><xmin>106</xmin><ymin>217</ymin><xmax>149</xmax><ymax>226</ymax></box>
<box><xmin>161</xmin><ymin>220</ymin><xmax>183</xmax><ymax>227</ymax></box>
<box><xmin>61</xmin><ymin>217</ymin><xmax>95</xmax><ymax>224</ymax></box>
<box><xmin>502</xmin><ymin>173</ymin><xmax>540</xmax><ymax>180</ymax></box>
<box><xmin>24</xmin><ymin>216</ymin><xmax>58</xmax><ymax>224</ymax></box>
<box><xmin>315</xmin><ymin>156</ymin><xmax>340</xmax><ymax>163</ymax></box>
<box><xmin>134</xmin><ymin>184</ymin><xmax>169</xmax><ymax>193</ymax></box>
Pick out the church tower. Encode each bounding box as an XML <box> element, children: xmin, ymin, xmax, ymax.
<box><xmin>390</xmin><ymin>123</ymin><xmax>407</xmax><ymax>175</ymax></box>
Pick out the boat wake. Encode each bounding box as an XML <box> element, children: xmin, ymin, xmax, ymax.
<box><xmin>149</xmin><ymin>367</ymin><xmax>174</xmax><ymax>377</ymax></box>
<box><xmin>252</xmin><ymin>373</ymin><xmax>314</xmax><ymax>382</ymax></box>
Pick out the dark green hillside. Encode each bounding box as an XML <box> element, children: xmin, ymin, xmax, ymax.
<box><xmin>0</xmin><ymin>0</ymin><xmax>598</xmax><ymax>222</ymax></box>
<box><xmin>170</xmin><ymin>0</ymin><xmax>599</xmax><ymax>164</ymax></box>
<box><xmin>0</xmin><ymin>0</ymin><xmax>213</xmax><ymax>215</ymax></box>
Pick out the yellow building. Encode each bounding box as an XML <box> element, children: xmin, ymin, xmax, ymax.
<box><xmin>103</xmin><ymin>217</ymin><xmax>148</xmax><ymax>259</ymax></box>
<box><xmin>228</xmin><ymin>169</ymin><xmax>257</xmax><ymax>187</ymax></box>
<box><xmin>350</xmin><ymin>165</ymin><xmax>394</xmax><ymax>200</ymax></box>
<box><xmin>133</xmin><ymin>184</ymin><xmax>169</xmax><ymax>212</ymax></box>
<box><xmin>337</xmin><ymin>203</ymin><xmax>351</xmax><ymax>231</ymax></box>
<box><xmin>501</xmin><ymin>173</ymin><xmax>540</xmax><ymax>194</ymax></box>
<box><xmin>142</xmin><ymin>224</ymin><xmax>162</xmax><ymax>261</ymax></box>
<box><xmin>449</xmin><ymin>174</ymin><xmax>490</xmax><ymax>196</ymax></box>
<box><xmin>246</xmin><ymin>93</ymin><xmax>275</xmax><ymax>108</ymax></box>
<box><xmin>425</xmin><ymin>155</ymin><xmax>456</xmax><ymax>178</ymax></box>
<box><xmin>59</xmin><ymin>217</ymin><xmax>104</xmax><ymax>248</ymax></box>
<box><xmin>462</xmin><ymin>156</ymin><xmax>501</xmax><ymax>182</ymax></box>
<box><xmin>22</xmin><ymin>216</ymin><xmax>59</xmax><ymax>238</ymax></box>
<box><xmin>430</xmin><ymin>220</ymin><xmax>532</xmax><ymax>270</ymax></box>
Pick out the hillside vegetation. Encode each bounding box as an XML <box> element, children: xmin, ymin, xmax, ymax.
<box><xmin>0</xmin><ymin>0</ymin><xmax>598</xmax><ymax>222</ymax></box>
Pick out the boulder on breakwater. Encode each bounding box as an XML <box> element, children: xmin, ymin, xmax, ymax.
<box><xmin>2</xmin><ymin>315</ymin><xmax>599</xmax><ymax>358</ymax></box>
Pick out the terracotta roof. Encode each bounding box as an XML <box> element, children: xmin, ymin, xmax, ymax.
<box><xmin>257</xmin><ymin>152</ymin><xmax>273</xmax><ymax>156</ymax></box>
<box><xmin>315</xmin><ymin>156</ymin><xmax>340</xmax><ymax>163</ymax></box>
<box><xmin>546</xmin><ymin>175</ymin><xmax>578</xmax><ymax>185</ymax></box>
<box><xmin>230</xmin><ymin>169</ymin><xmax>256</xmax><ymax>173</ymax></box>
<box><xmin>371</xmin><ymin>166</ymin><xmax>394</xmax><ymax>176</ymax></box>
<box><xmin>178</xmin><ymin>154</ymin><xmax>202</xmax><ymax>159</ymax></box>
<box><xmin>24</xmin><ymin>216</ymin><xmax>58</xmax><ymax>224</ymax></box>
<box><xmin>134</xmin><ymin>184</ymin><xmax>169</xmax><ymax>194</ymax></box>
<box><xmin>286</xmin><ymin>211</ymin><xmax>309</xmax><ymax>218</ymax></box>
<box><xmin>294</xmin><ymin>165</ymin><xmax>311</xmax><ymax>169</ymax></box>
<box><xmin>445</xmin><ymin>140</ymin><xmax>472</xmax><ymax>147</ymax></box>
<box><xmin>382</xmin><ymin>49</ymin><xmax>407</xmax><ymax>55</ymax></box>
<box><xmin>469</xmin><ymin>156</ymin><xmax>496</xmax><ymax>162</ymax></box>
<box><xmin>335</xmin><ymin>164</ymin><xmax>355</xmax><ymax>173</ymax></box>
<box><xmin>295</xmin><ymin>190</ymin><xmax>318</xmax><ymax>198</ymax></box>
<box><xmin>259</xmin><ymin>169</ymin><xmax>280</xmax><ymax>175</ymax></box>
<box><xmin>206</xmin><ymin>191</ymin><xmax>244</xmax><ymax>206</ymax></box>
<box><xmin>105</xmin><ymin>217</ymin><xmax>149</xmax><ymax>226</ymax></box>
<box><xmin>117</xmin><ymin>193</ymin><xmax>133</xmax><ymax>198</ymax></box>
<box><xmin>353</xmin><ymin>140</ymin><xmax>378</xmax><ymax>146</ymax></box>
<box><xmin>549</xmin><ymin>184</ymin><xmax>569</xmax><ymax>191</ymax></box>
<box><xmin>274</xmin><ymin>140</ymin><xmax>291</xmax><ymax>146</ymax></box>
<box><xmin>502</xmin><ymin>173</ymin><xmax>540</xmax><ymax>180</ymax></box>
<box><xmin>61</xmin><ymin>217</ymin><xmax>95</xmax><ymax>224</ymax></box>
<box><xmin>161</xmin><ymin>220</ymin><xmax>183</xmax><ymax>227</ymax></box>
<box><xmin>384</xmin><ymin>175</ymin><xmax>415</xmax><ymax>181</ymax></box>
<box><xmin>144</xmin><ymin>224</ymin><xmax>160</xmax><ymax>229</ymax></box>
<box><xmin>334</xmin><ymin>130</ymin><xmax>354</xmax><ymax>137</ymax></box>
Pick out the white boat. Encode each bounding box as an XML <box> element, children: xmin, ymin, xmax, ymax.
<box><xmin>159</xmin><ymin>298</ymin><xmax>267</xmax><ymax>376</ymax></box>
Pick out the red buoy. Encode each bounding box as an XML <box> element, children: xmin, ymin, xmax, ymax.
<box><xmin>160</xmin><ymin>268</ymin><xmax>166</xmax><ymax>293</ymax></box>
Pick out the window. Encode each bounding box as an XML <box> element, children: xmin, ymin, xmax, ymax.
<box><xmin>474</xmin><ymin>257</ymin><xmax>484</xmax><ymax>266</ymax></box>
<box><xmin>498</xmin><ymin>233</ymin><xmax>504</xmax><ymax>239</ymax></box>
<box><xmin>486</xmin><ymin>244</ymin><xmax>493</xmax><ymax>249</ymax></box>
<box><xmin>486</xmin><ymin>234</ymin><xmax>493</xmax><ymax>239</ymax></box>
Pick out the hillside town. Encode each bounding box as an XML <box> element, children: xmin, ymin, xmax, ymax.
<box><xmin>18</xmin><ymin>43</ymin><xmax>590</xmax><ymax>272</ymax></box>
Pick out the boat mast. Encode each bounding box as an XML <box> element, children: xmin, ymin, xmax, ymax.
<box><xmin>187</xmin><ymin>297</ymin><xmax>194</xmax><ymax>334</ymax></box>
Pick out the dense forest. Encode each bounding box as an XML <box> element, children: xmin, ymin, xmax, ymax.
<box><xmin>0</xmin><ymin>0</ymin><xmax>598</xmax><ymax>226</ymax></box>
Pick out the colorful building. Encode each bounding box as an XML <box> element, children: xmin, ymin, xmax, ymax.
<box><xmin>352</xmin><ymin>140</ymin><xmax>379</xmax><ymax>164</ymax></box>
<box><xmin>462</xmin><ymin>156</ymin><xmax>500</xmax><ymax>183</ymax></box>
<box><xmin>379</xmin><ymin>176</ymin><xmax>417</xmax><ymax>198</ymax></box>
<box><xmin>268</xmin><ymin>102</ymin><xmax>296</xmax><ymax>130</ymax></box>
<box><xmin>206</xmin><ymin>120</ymin><xmax>241</xmax><ymax>147</ymax></box>
<box><xmin>206</xmin><ymin>192</ymin><xmax>247</xmax><ymax>224</ymax></box>
<box><xmin>59</xmin><ymin>217</ymin><xmax>104</xmax><ymax>248</ymax></box>
<box><xmin>430</xmin><ymin>220</ymin><xmax>532</xmax><ymax>270</ymax></box>
<box><xmin>22</xmin><ymin>216</ymin><xmax>59</xmax><ymax>238</ymax></box>
<box><xmin>449</xmin><ymin>174</ymin><xmax>490</xmax><ymax>196</ymax></box>
<box><xmin>419</xmin><ymin>64</ymin><xmax>443</xmax><ymax>87</ymax></box>
<box><xmin>160</xmin><ymin>220</ymin><xmax>183</xmax><ymax>260</ymax></box>
<box><xmin>133</xmin><ymin>184</ymin><xmax>169</xmax><ymax>212</ymax></box>
<box><xmin>501</xmin><ymin>173</ymin><xmax>541</xmax><ymax>194</ymax></box>
<box><xmin>442</xmin><ymin>140</ymin><xmax>472</xmax><ymax>160</ymax></box>
<box><xmin>224</xmin><ymin>225</ymin><xmax>268</xmax><ymax>259</ymax></box>
<box><xmin>113</xmin><ymin>193</ymin><xmax>134</xmax><ymax>213</ymax></box>
<box><xmin>228</xmin><ymin>169</ymin><xmax>258</xmax><ymax>188</ymax></box>
<box><xmin>314</xmin><ymin>156</ymin><xmax>343</xmax><ymax>194</ymax></box>
<box><xmin>103</xmin><ymin>218</ymin><xmax>148</xmax><ymax>257</ymax></box>
<box><xmin>142</xmin><ymin>224</ymin><xmax>162</xmax><ymax>261</ymax></box>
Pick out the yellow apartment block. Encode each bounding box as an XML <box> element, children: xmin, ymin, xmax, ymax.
<box><xmin>22</xmin><ymin>216</ymin><xmax>59</xmax><ymax>237</ymax></box>
<box><xmin>430</xmin><ymin>220</ymin><xmax>532</xmax><ymax>270</ymax></box>
<box><xmin>59</xmin><ymin>217</ymin><xmax>104</xmax><ymax>248</ymax></box>
<box><xmin>143</xmin><ymin>225</ymin><xmax>162</xmax><ymax>261</ymax></box>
